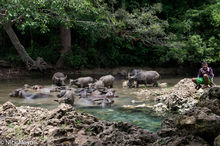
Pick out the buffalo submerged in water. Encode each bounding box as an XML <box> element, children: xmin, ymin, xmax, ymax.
<box><xmin>9</xmin><ymin>88</ymin><xmax>52</xmax><ymax>99</ymax></box>
<box><xmin>9</xmin><ymin>72</ymin><xmax>118</xmax><ymax>108</ymax></box>
<box><xmin>74</xmin><ymin>88</ymin><xmax>118</xmax><ymax>107</ymax></box>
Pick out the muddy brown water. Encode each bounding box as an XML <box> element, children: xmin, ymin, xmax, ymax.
<box><xmin>0</xmin><ymin>76</ymin><xmax>219</xmax><ymax>132</ymax></box>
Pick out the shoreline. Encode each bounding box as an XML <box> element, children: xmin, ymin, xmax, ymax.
<box><xmin>0</xmin><ymin>66</ymin><xmax>202</xmax><ymax>80</ymax></box>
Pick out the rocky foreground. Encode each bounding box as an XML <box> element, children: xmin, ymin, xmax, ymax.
<box><xmin>1</xmin><ymin>86</ymin><xmax>220</xmax><ymax>145</ymax></box>
<box><xmin>0</xmin><ymin>102</ymin><xmax>157</xmax><ymax>146</ymax></box>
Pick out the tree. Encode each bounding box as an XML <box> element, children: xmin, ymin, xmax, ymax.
<box><xmin>0</xmin><ymin>0</ymin><xmax>53</xmax><ymax>70</ymax></box>
<box><xmin>0</xmin><ymin>0</ymin><xmax>104</xmax><ymax>70</ymax></box>
<box><xmin>56</xmin><ymin>26</ymin><xmax>71</xmax><ymax>68</ymax></box>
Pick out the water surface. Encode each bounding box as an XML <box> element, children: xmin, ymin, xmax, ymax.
<box><xmin>0</xmin><ymin>76</ymin><xmax>219</xmax><ymax>132</ymax></box>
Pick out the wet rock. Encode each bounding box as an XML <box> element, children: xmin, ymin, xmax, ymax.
<box><xmin>83</xmin><ymin>140</ymin><xmax>103</xmax><ymax>146</ymax></box>
<box><xmin>178</xmin><ymin>115</ymin><xmax>196</xmax><ymax>125</ymax></box>
<box><xmin>208</xmin><ymin>86</ymin><xmax>220</xmax><ymax>99</ymax></box>
<box><xmin>2</xmin><ymin>101</ymin><xmax>16</xmax><ymax>111</ymax></box>
<box><xmin>176</xmin><ymin>107</ymin><xmax>220</xmax><ymax>132</ymax></box>
<box><xmin>48</xmin><ymin>137</ymin><xmax>75</xmax><ymax>145</ymax></box>
<box><xmin>47</xmin><ymin>119</ymin><xmax>61</xmax><ymax>126</ymax></box>
<box><xmin>153</xmin><ymin>103</ymin><xmax>168</xmax><ymax>113</ymax></box>
<box><xmin>214</xmin><ymin>135</ymin><xmax>220</xmax><ymax>146</ymax></box>
<box><xmin>155</xmin><ymin>87</ymin><xmax>220</xmax><ymax>145</ymax></box>
<box><xmin>159</xmin><ymin>82</ymin><xmax>168</xmax><ymax>88</ymax></box>
<box><xmin>153</xmin><ymin>135</ymin><xmax>208</xmax><ymax>146</ymax></box>
<box><xmin>30</xmin><ymin>125</ymin><xmax>42</xmax><ymax>137</ymax></box>
<box><xmin>198</xmin><ymin>98</ymin><xmax>220</xmax><ymax>115</ymax></box>
<box><xmin>48</xmin><ymin>128</ymin><xmax>67</xmax><ymax>137</ymax></box>
<box><xmin>155</xmin><ymin>78</ymin><xmax>205</xmax><ymax>113</ymax></box>
<box><xmin>5</xmin><ymin>117</ymin><xmax>18</xmax><ymax>123</ymax></box>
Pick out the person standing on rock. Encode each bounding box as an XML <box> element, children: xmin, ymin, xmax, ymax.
<box><xmin>192</xmin><ymin>62</ymin><xmax>214</xmax><ymax>89</ymax></box>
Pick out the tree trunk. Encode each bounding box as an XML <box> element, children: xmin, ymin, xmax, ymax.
<box><xmin>56</xmin><ymin>26</ymin><xmax>72</xmax><ymax>68</ymax></box>
<box><xmin>122</xmin><ymin>0</ymin><xmax>126</xmax><ymax>10</ymax></box>
<box><xmin>3</xmin><ymin>23</ymin><xmax>35</xmax><ymax>66</ymax></box>
<box><xmin>3</xmin><ymin>23</ymin><xmax>49</xmax><ymax>71</ymax></box>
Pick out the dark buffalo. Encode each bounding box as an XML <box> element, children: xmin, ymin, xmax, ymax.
<box><xmin>128</xmin><ymin>69</ymin><xmax>143</xmax><ymax>77</ymax></box>
<box><xmin>128</xmin><ymin>71</ymin><xmax>160</xmax><ymax>88</ymax></box>
<box><xmin>52</xmin><ymin>72</ymin><xmax>67</xmax><ymax>86</ymax></box>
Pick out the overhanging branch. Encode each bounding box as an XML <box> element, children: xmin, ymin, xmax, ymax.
<box><xmin>11</xmin><ymin>14</ymin><xmax>24</xmax><ymax>23</ymax></box>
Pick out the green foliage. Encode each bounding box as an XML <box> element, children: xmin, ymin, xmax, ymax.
<box><xmin>26</xmin><ymin>40</ymin><xmax>60</xmax><ymax>64</ymax></box>
<box><xmin>0</xmin><ymin>0</ymin><xmax>220</xmax><ymax>68</ymax></box>
<box><xmin>114</xmin><ymin>3</ymin><xmax>169</xmax><ymax>46</ymax></box>
<box><xmin>163</xmin><ymin>1</ymin><xmax>220</xmax><ymax>65</ymax></box>
<box><xmin>64</xmin><ymin>45</ymin><xmax>88</xmax><ymax>69</ymax></box>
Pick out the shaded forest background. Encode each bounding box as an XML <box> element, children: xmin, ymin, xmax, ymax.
<box><xmin>0</xmin><ymin>0</ymin><xmax>219</xmax><ymax>69</ymax></box>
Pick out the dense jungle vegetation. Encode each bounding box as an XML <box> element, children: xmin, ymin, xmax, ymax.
<box><xmin>0</xmin><ymin>0</ymin><xmax>219</xmax><ymax>70</ymax></box>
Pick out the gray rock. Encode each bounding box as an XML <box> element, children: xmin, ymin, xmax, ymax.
<box><xmin>214</xmin><ymin>135</ymin><xmax>220</xmax><ymax>146</ymax></box>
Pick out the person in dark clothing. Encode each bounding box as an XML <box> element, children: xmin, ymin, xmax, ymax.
<box><xmin>192</xmin><ymin>62</ymin><xmax>214</xmax><ymax>89</ymax></box>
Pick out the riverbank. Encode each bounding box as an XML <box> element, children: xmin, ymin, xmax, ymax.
<box><xmin>1</xmin><ymin>86</ymin><xmax>220</xmax><ymax>145</ymax></box>
<box><xmin>0</xmin><ymin>66</ymin><xmax>207</xmax><ymax>80</ymax></box>
<box><xmin>1</xmin><ymin>61</ymin><xmax>220</xmax><ymax>80</ymax></box>
<box><xmin>130</xmin><ymin>78</ymin><xmax>207</xmax><ymax>113</ymax></box>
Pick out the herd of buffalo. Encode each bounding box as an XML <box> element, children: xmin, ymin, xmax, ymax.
<box><xmin>9</xmin><ymin>69</ymin><xmax>161</xmax><ymax>107</ymax></box>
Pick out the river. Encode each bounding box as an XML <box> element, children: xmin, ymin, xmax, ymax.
<box><xmin>0</xmin><ymin>76</ymin><xmax>219</xmax><ymax>132</ymax></box>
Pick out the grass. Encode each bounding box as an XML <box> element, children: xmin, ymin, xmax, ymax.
<box><xmin>87</xmin><ymin>128</ymin><xmax>94</xmax><ymax>132</ymax></box>
<box><xmin>26</xmin><ymin>120</ymin><xmax>31</xmax><ymax>126</ymax></box>
<box><xmin>7</xmin><ymin>123</ymin><xmax>15</xmax><ymax>128</ymax></box>
<box><xmin>75</xmin><ymin>119</ymin><xmax>82</xmax><ymax>126</ymax></box>
<box><xmin>15</xmin><ymin>126</ymin><xmax>24</xmax><ymax>139</ymax></box>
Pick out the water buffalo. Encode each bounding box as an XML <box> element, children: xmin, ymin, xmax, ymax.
<box><xmin>128</xmin><ymin>71</ymin><xmax>160</xmax><ymax>88</ymax></box>
<box><xmin>115</xmin><ymin>69</ymin><xmax>128</xmax><ymax>79</ymax></box>
<box><xmin>128</xmin><ymin>69</ymin><xmax>143</xmax><ymax>77</ymax></box>
<box><xmin>74</xmin><ymin>86</ymin><xmax>118</xmax><ymax>107</ymax></box>
<box><xmin>99</xmin><ymin>75</ymin><xmax>115</xmax><ymax>88</ymax></box>
<box><xmin>89</xmin><ymin>80</ymin><xmax>104</xmax><ymax>89</ymax></box>
<box><xmin>76</xmin><ymin>89</ymin><xmax>117</xmax><ymax>107</ymax></box>
<box><xmin>52</xmin><ymin>72</ymin><xmax>67</xmax><ymax>86</ymax></box>
<box><xmin>9</xmin><ymin>89</ymin><xmax>51</xmax><ymax>99</ymax></box>
<box><xmin>69</xmin><ymin>77</ymin><xmax>93</xmax><ymax>88</ymax></box>
<box><xmin>55</xmin><ymin>90</ymin><xmax>75</xmax><ymax>106</ymax></box>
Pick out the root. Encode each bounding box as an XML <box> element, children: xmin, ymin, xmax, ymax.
<box><xmin>26</xmin><ymin>57</ymin><xmax>52</xmax><ymax>71</ymax></box>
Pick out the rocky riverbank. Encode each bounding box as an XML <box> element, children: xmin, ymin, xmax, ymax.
<box><xmin>155</xmin><ymin>86</ymin><xmax>220</xmax><ymax>146</ymax></box>
<box><xmin>132</xmin><ymin>78</ymin><xmax>209</xmax><ymax>113</ymax></box>
<box><xmin>1</xmin><ymin>86</ymin><xmax>220</xmax><ymax>145</ymax></box>
<box><xmin>0</xmin><ymin>102</ymin><xmax>157</xmax><ymax>146</ymax></box>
